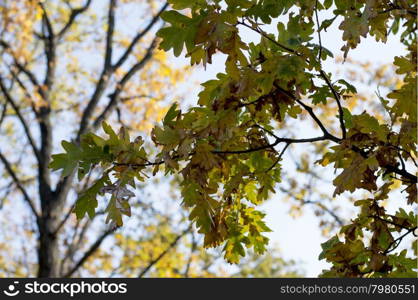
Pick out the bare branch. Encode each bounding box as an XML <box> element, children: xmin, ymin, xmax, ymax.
<box><xmin>52</xmin><ymin>205</ymin><xmax>75</xmax><ymax>236</ymax></box>
<box><xmin>8</xmin><ymin>66</ymin><xmax>40</xmax><ymax>118</ymax></box>
<box><xmin>265</xmin><ymin>143</ymin><xmax>290</xmax><ymax>173</ymax></box>
<box><xmin>64</xmin><ymin>227</ymin><xmax>117</xmax><ymax>278</ymax></box>
<box><xmin>314</xmin><ymin>0</ymin><xmax>323</xmax><ymax>62</ymax></box>
<box><xmin>77</xmin><ymin>0</ymin><xmax>117</xmax><ymax>138</ymax></box>
<box><xmin>57</xmin><ymin>0</ymin><xmax>92</xmax><ymax>38</ymax></box>
<box><xmin>0</xmin><ymin>101</ymin><xmax>6</xmax><ymax>127</ymax></box>
<box><xmin>0</xmin><ymin>76</ymin><xmax>40</xmax><ymax>162</ymax></box>
<box><xmin>14</xmin><ymin>61</ymin><xmax>45</xmax><ymax>98</ymax></box>
<box><xmin>113</xmin><ymin>2</ymin><xmax>168</xmax><ymax>69</ymax></box>
<box><xmin>92</xmin><ymin>37</ymin><xmax>158</xmax><ymax>130</ymax></box>
<box><xmin>138</xmin><ymin>225</ymin><xmax>192</xmax><ymax>278</ymax></box>
<box><xmin>39</xmin><ymin>2</ymin><xmax>55</xmax><ymax>38</ymax></box>
<box><xmin>0</xmin><ymin>40</ymin><xmax>46</xmax><ymax>99</ymax></box>
<box><xmin>304</xmin><ymin>200</ymin><xmax>345</xmax><ymax>226</ymax></box>
<box><xmin>184</xmin><ymin>229</ymin><xmax>197</xmax><ymax>278</ymax></box>
<box><xmin>314</xmin><ymin>0</ymin><xmax>347</xmax><ymax>143</ymax></box>
<box><xmin>0</xmin><ymin>150</ymin><xmax>39</xmax><ymax>219</ymax></box>
<box><xmin>39</xmin><ymin>1</ymin><xmax>57</xmax><ymax>90</ymax></box>
<box><xmin>0</xmin><ymin>39</ymin><xmax>46</xmax><ymax>101</ymax></box>
<box><xmin>280</xmin><ymin>186</ymin><xmax>345</xmax><ymax>226</ymax></box>
<box><xmin>104</xmin><ymin>0</ymin><xmax>116</xmax><ymax>70</ymax></box>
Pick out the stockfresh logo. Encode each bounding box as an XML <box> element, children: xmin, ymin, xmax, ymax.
<box><xmin>3</xmin><ymin>281</ymin><xmax>20</xmax><ymax>297</ymax></box>
<box><xmin>2</xmin><ymin>281</ymin><xmax>128</xmax><ymax>297</ymax></box>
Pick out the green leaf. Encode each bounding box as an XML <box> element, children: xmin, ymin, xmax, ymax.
<box><xmin>223</xmin><ymin>237</ymin><xmax>246</xmax><ymax>264</ymax></box>
<box><xmin>319</xmin><ymin>16</ymin><xmax>337</xmax><ymax>32</ymax></box>
<box><xmin>163</xmin><ymin>102</ymin><xmax>180</xmax><ymax>126</ymax></box>
<box><xmin>337</xmin><ymin>79</ymin><xmax>357</xmax><ymax>94</ymax></box>
<box><xmin>167</xmin><ymin>0</ymin><xmax>201</xmax><ymax>9</ymax></box>
<box><xmin>342</xmin><ymin>107</ymin><xmax>353</xmax><ymax>129</ymax></box>
<box><xmin>157</xmin><ymin>11</ymin><xmax>202</xmax><ymax>57</ymax></box>
<box><xmin>74</xmin><ymin>174</ymin><xmax>110</xmax><ymax>219</ymax></box>
<box><xmin>244</xmin><ymin>181</ymin><xmax>258</xmax><ymax>204</ymax></box>
<box><xmin>102</xmin><ymin>121</ymin><xmax>119</xmax><ymax>145</ymax></box>
<box><xmin>152</xmin><ymin>126</ymin><xmax>180</xmax><ymax>145</ymax></box>
<box><xmin>105</xmin><ymin>196</ymin><xmax>121</xmax><ymax>226</ymax></box>
<box><xmin>49</xmin><ymin>141</ymin><xmax>81</xmax><ymax>177</ymax></box>
<box><xmin>319</xmin><ymin>235</ymin><xmax>340</xmax><ymax>260</ymax></box>
<box><xmin>323</xmin><ymin>0</ymin><xmax>333</xmax><ymax>10</ymax></box>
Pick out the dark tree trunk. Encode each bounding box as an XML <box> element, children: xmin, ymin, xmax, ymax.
<box><xmin>37</xmin><ymin>217</ymin><xmax>60</xmax><ymax>277</ymax></box>
<box><xmin>37</xmin><ymin>188</ymin><xmax>64</xmax><ymax>277</ymax></box>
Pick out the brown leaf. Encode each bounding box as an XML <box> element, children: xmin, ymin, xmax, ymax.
<box><xmin>406</xmin><ymin>183</ymin><xmax>417</xmax><ymax>205</ymax></box>
<box><xmin>370</xmin><ymin>253</ymin><xmax>387</xmax><ymax>272</ymax></box>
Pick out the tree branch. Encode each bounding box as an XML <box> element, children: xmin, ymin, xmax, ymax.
<box><xmin>319</xmin><ymin>70</ymin><xmax>347</xmax><ymax>139</ymax></box>
<box><xmin>104</xmin><ymin>0</ymin><xmax>116</xmax><ymax>70</ymax></box>
<box><xmin>39</xmin><ymin>1</ymin><xmax>56</xmax><ymax>90</ymax></box>
<box><xmin>237</xmin><ymin>20</ymin><xmax>298</xmax><ymax>56</ymax></box>
<box><xmin>383</xmin><ymin>164</ymin><xmax>417</xmax><ymax>183</ymax></box>
<box><xmin>274</xmin><ymin>84</ymin><xmax>341</xmax><ymax>143</ymax></box>
<box><xmin>0</xmin><ymin>150</ymin><xmax>39</xmax><ymax>219</ymax></box>
<box><xmin>280</xmin><ymin>186</ymin><xmax>345</xmax><ymax>226</ymax></box>
<box><xmin>213</xmin><ymin>135</ymin><xmax>328</xmax><ymax>155</ymax></box>
<box><xmin>77</xmin><ymin>0</ymin><xmax>117</xmax><ymax>138</ymax></box>
<box><xmin>92</xmin><ymin>37</ymin><xmax>158</xmax><ymax>130</ymax></box>
<box><xmin>184</xmin><ymin>229</ymin><xmax>197</xmax><ymax>278</ymax></box>
<box><xmin>138</xmin><ymin>224</ymin><xmax>192</xmax><ymax>278</ymax></box>
<box><xmin>265</xmin><ymin>142</ymin><xmax>290</xmax><ymax>173</ymax></box>
<box><xmin>0</xmin><ymin>42</ymin><xmax>52</xmax><ymax>194</ymax></box>
<box><xmin>114</xmin><ymin>134</ymin><xmax>331</xmax><ymax>170</ymax></box>
<box><xmin>52</xmin><ymin>204</ymin><xmax>75</xmax><ymax>236</ymax></box>
<box><xmin>0</xmin><ymin>101</ymin><xmax>6</xmax><ymax>127</ymax></box>
<box><xmin>0</xmin><ymin>76</ymin><xmax>40</xmax><ymax>162</ymax></box>
<box><xmin>64</xmin><ymin>227</ymin><xmax>116</xmax><ymax>277</ymax></box>
<box><xmin>113</xmin><ymin>2</ymin><xmax>168</xmax><ymax>70</ymax></box>
<box><xmin>0</xmin><ymin>39</ymin><xmax>45</xmax><ymax>99</ymax></box>
<box><xmin>39</xmin><ymin>2</ymin><xmax>54</xmax><ymax>38</ymax></box>
<box><xmin>369</xmin><ymin>215</ymin><xmax>414</xmax><ymax>231</ymax></box>
<box><xmin>57</xmin><ymin>0</ymin><xmax>92</xmax><ymax>38</ymax></box>
<box><xmin>14</xmin><ymin>61</ymin><xmax>46</xmax><ymax>99</ymax></box>
<box><xmin>383</xmin><ymin>226</ymin><xmax>417</xmax><ymax>255</ymax></box>
<box><xmin>240</xmin><ymin>17</ymin><xmax>348</xmax><ymax>141</ymax></box>
<box><xmin>7</xmin><ymin>65</ymin><xmax>40</xmax><ymax>118</ymax></box>
<box><xmin>314</xmin><ymin>0</ymin><xmax>323</xmax><ymax>62</ymax></box>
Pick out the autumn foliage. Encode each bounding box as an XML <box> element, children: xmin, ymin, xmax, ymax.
<box><xmin>49</xmin><ymin>0</ymin><xmax>417</xmax><ymax>277</ymax></box>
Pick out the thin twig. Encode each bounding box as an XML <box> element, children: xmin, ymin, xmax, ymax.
<box><xmin>138</xmin><ymin>224</ymin><xmax>192</xmax><ymax>278</ymax></box>
<box><xmin>64</xmin><ymin>227</ymin><xmax>117</xmax><ymax>277</ymax></box>
<box><xmin>113</xmin><ymin>2</ymin><xmax>168</xmax><ymax>70</ymax></box>
<box><xmin>57</xmin><ymin>0</ymin><xmax>92</xmax><ymax>38</ymax></box>
<box><xmin>383</xmin><ymin>226</ymin><xmax>417</xmax><ymax>254</ymax></box>
<box><xmin>314</xmin><ymin>0</ymin><xmax>323</xmax><ymax>62</ymax></box>
<box><xmin>319</xmin><ymin>70</ymin><xmax>347</xmax><ymax>139</ymax></box>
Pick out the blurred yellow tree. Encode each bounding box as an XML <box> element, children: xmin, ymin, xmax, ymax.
<box><xmin>0</xmin><ymin>0</ymin><xmax>187</xmax><ymax>277</ymax></box>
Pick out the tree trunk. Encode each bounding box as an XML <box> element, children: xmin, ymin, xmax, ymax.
<box><xmin>37</xmin><ymin>219</ymin><xmax>60</xmax><ymax>277</ymax></box>
<box><xmin>37</xmin><ymin>190</ymin><xmax>66</xmax><ymax>277</ymax></box>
